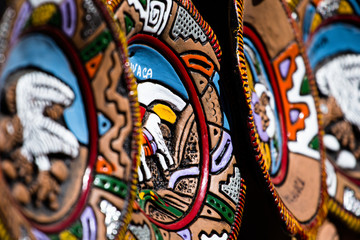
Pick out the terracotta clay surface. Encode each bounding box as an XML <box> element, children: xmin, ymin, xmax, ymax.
<box><xmin>303</xmin><ymin>0</ymin><xmax>360</xmax><ymax>232</ymax></box>
<box><xmin>106</xmin><ymin>0</ymin><xmax>246</xmax><ymax>239</ymax></box>
<box><xmin>232</xmin><ymin>0</ymin><xmax>327</xmax><ymax>237</ymax></box>
<box><xmin>0</xmin><ymin>0</ymin><xmax>140</xmax><ymax>239</ymax></box>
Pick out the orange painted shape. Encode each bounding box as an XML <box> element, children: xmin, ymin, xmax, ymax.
<box><xmin>133</xmin><ymin>201</ymin><xmax>140</xmax><ymax>210</ymax></box>
<box><xmin>181</xmin><ymin>54</ymin><xmax>214</xmax><ymax>78</ymax></box>
<box><xmin>144</xmin><ymin>146</ymin><xmax>152</xmax><ymax>156</ymax></box>
<box><xmin>96</xmin><ymin>155</ymin><xmax>114</xmax><ymax>174</ymax></box>
<box><xmin>273</xmin><ymin>44</ymin><xmax>309</xmax><ymax>141</ymax></box>
<box><xmin>141</xmin><ymin>134</ymin><xmax>147</xmax><ymax>145</ymax></box>
<box><xmin>85</xmin><ymin>53</ymin><xmax>103</xmax><ymax>78</ymax></box>
<box><xmin>313</xmin><ymin>0</ymin><xmax>322</xmax><ymax>6</ymax></box>
<box><xmin>142</xmin><ymin>132</ymin><xmax>154</xmax><ymax>156</ymax></box>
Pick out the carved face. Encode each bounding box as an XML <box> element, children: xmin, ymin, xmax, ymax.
<box><xmin>254</xmin><ymin>89</ymin><xmax>276</xmax><ymax>139</ymax></box>
<box><xmin>0</xmin><ymin>34</ymin><xmax>90</xmax><ymax>221</ymax></box>
<box><xmin>113</xmin><ymin>1</ymin><xmax>243</xmax><ymax>238</ymax></box>
<box><xmin>128</xmin><ymin>41</ymin><xmax>204</xmax><ymax>222</ymax></box>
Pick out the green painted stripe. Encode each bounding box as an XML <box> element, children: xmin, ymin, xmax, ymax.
<box><xmin>80</xmin><ymin>30</ymin><xmax>112</xmax><ymax>62</ymax></box>
<box><xmin>206</xmin><ymin>193</ymin><xmax>234</xmax><ymax>224</ymax></box>
<box><xmin>138</xmin><ymin>190</ymin><xmax>183</xmax><ymax>218</ymax></box>
<box><xmin>152</xmin><ymin>223</ymin><xmax>164</xmax><ymax>240</ymax></box>
<box><xmin>124</xmin><ymin>13</ymin><xmax>135</xmax><ymax>35</ymax></box>
<box><xmin>94</xmin><ymin>174</ymin><xmax>128</xmax><ymax>198</ymax></box>
<box><xmin>300</xmin><ymin>76</ymin><xmax>311</xmax><ymax>95</ymax></box>
<box><xmin>49</xmin><ymin>235</ymin><xmax>60</xmax><ymax>240</ymax></box>
<box><xmin>69</xmin><ymin>221</ymin><xmax>83</xmax><ymax>238</ymax></box>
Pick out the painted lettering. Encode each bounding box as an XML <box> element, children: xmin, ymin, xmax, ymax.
<box><xmin>130</xmin><ymin>63</ymin><xmax>153</xmax><ymax>79</ymax></box>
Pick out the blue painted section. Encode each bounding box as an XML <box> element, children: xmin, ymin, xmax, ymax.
<box><xmin>212</xmin><ymin>71</ymin><xmax>221</xmax><ymax>93</ymax></box>
<box><xmin>128</xmin><ymin>44</ymin><xmax>189</xmax><ymax>100</ymax></box>
<box><xmin>98</xmin><ymin>113</ymin><xmax>112</xmax><ymax>136</ymax></box>
<box><xmin>244</xmin><ymin>37</ymin><xmax>283</xmax><ymax>176</ymax></box>
<box><xmin>307</xmin><ymin>23</ymin><xmax>360</xmax><ymax>68</ymax></box>
<box><xmin>303</xmin><ymin>4</ymin><xmax>316</xmax><ymax>42</ymax></box>
<box><xmin>348</xmin><ymin>0</ymin><xmax>360</xmax><ymax>15</ymax></box>
<box><xmin>222</xmin><ymin>114</ymin><xmax>230</xmax><ymax>132</ymax></box>
<box><xmin>0</xmin><ymin>34</ymin><xmax>89</xmax><ymax>144</ymax></box>
<box><xmin>212</xmin><ymin>71</ymin><xmax>230</xmax><ymax>130</ymax></box>
<box><xmin>303</xmin><ymin>0</ymin><xmax>360</xmax><ymax>42</ymax></box>
<box><xmin>244</xmin><ymin>49</ymin><xmax>261</xmax><ymax>84</ymax></box>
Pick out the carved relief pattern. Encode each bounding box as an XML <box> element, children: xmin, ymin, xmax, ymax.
<box><xmin>0</xmin><ymin>0</ymin><xmax>140</xmax><ymax>239</ymax></box>
<box><xmin>237</xmin><ymin>0</ymin><xmax>327</xmax><ymax>235</ymax></box>
<box><xmin>110</xmin><ymin>0</ymin><xmax>246</xmax><ymax>239</ymax></box>
<box><xmin>304</xmin><ymin>0</ymin><xmax>360</xmax><ymax>232</ymax></box>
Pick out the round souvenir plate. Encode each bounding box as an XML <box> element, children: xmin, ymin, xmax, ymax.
<box><xmin>0</xmin><ymin>0</ymin><xmax>140</xmax><ymax>239</ymax></box>
<box><xmin>107</xmin><ymin>0</ymin><xmax>246</xmax><ymax>239</ymax></box>
<box><xmin>303</xmin><ymin>0</ymin><xmax>360</xmax><ymax>232</ymax></box>
<box><xmin>231</xmin><ymin>0</ymin><xmax>327</xmax><ymax>237</ymax></box>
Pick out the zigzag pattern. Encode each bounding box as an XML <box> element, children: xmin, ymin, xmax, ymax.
<box><xmin>177</xmin><ymin>0</ymin><xmax>222</xmax><ymax>61</ymax></box>
<box><xmin>106</xmin><ymin>0</ymin><xmax>223</xmax><ymax>61</ymax></box>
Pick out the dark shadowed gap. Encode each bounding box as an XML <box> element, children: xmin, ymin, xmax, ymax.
<box><xmin>192</xmin><ymin>0</ymin><xmax>293</xmax><ymax>238</ymax></box>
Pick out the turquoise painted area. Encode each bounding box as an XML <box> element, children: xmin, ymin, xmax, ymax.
<box><xmin>303</xmin><ymin>4</ymin><xmax>316</xmax><ymax>42</ymax></box>
<box><xmin>0</xmin><ymin>34</ymin><xmax>89</xmax><ymax>144</ymax></box>
<box><xmin>307</xmin><ymin>23</ymin><xmax>360</xmax><ymax>68</ymax></box>
<box><xmin>348</xmin><ymin>0</ymin><xmax>360</xmax><ymax>15</ymax></box>
<box><xmin>98</xmin><ymin>113</ymin><xmax>112</xmax><ymax>136</ymax></box>
<box><xmin>212</xmin><ymin>71</ymin><xmax>230</xmax><ymax>130</ymax></box>
<box><xmin>128</xmin><ymin>44</ymin><xmax>189</xmax><ymax>100</ymax></box>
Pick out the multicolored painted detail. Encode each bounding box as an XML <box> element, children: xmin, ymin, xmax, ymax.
<box><xmin>304</xmin><ymin>0</ymin><xmax>360</xmax><ymax>232</ymax></box>
<box><xmin>286</xmin><ymin>0</ymin><xmax>328</xmax><ymax>235</ymax></box>
<box><xmin>0</xmin><ymin>0</ymin><xmax>141</xmax><ymax>239</ymax></box>
<box><xmin>243</xmin><ymin>33</ymin><xmax>287</xmax><ymax>179</ymax></box>
<box><xmin>273</xmin><ymin>43</ymin><xmax>320</xmax><ymax>159</ymax></box>
<box><xmin>237</xmin><ymin>0</ymin><xmax>327</xmax><ymax>236</ymax></box>
<box><xmin>281</xmin><ymin>0</ymin><xmax>328</xmax><ymax>233</ymax></box>
<box><xmin>107</xmin><ymin>0</ymin><xmax>245</xmax><ymax>239</ymax></box>
<box><xmin>303</xmin><ymin>0</ymin><xmax>360</xmax><ymax>42</ymax></box>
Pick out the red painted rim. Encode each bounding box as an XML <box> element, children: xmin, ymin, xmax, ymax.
<box><xmin>26</xmin><ymin>27</ymin><xmax>98</xmax><ymax>233</ymax></box>
<box><xmin>244</xmin><ymin>26</ymin><xmax>289</xmax><ymax>185</ymax></box>
<box><xmin>128</xmin><ymin>34</ymin><xmax>210</xmax><ymax>231</ymax></box>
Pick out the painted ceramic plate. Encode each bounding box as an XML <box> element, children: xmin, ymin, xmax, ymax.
<box><xmin>107</xmin><ymin>0</ymin><xmax>246</xmax><ymax>239</ymax></box>
<box><xmin>304</xmin><ymin>0</ymin><xmax>360</xmax><ymax>232</ymax></box>
<box><xmin>0</xmin><ymin>0</ymin><xmax>140</xmax><ymax>239</ymax></box>
<box><xmin>231</xmin><ymin>0</ymin><xmax>327</xmax><ymax>237</ymax></box>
